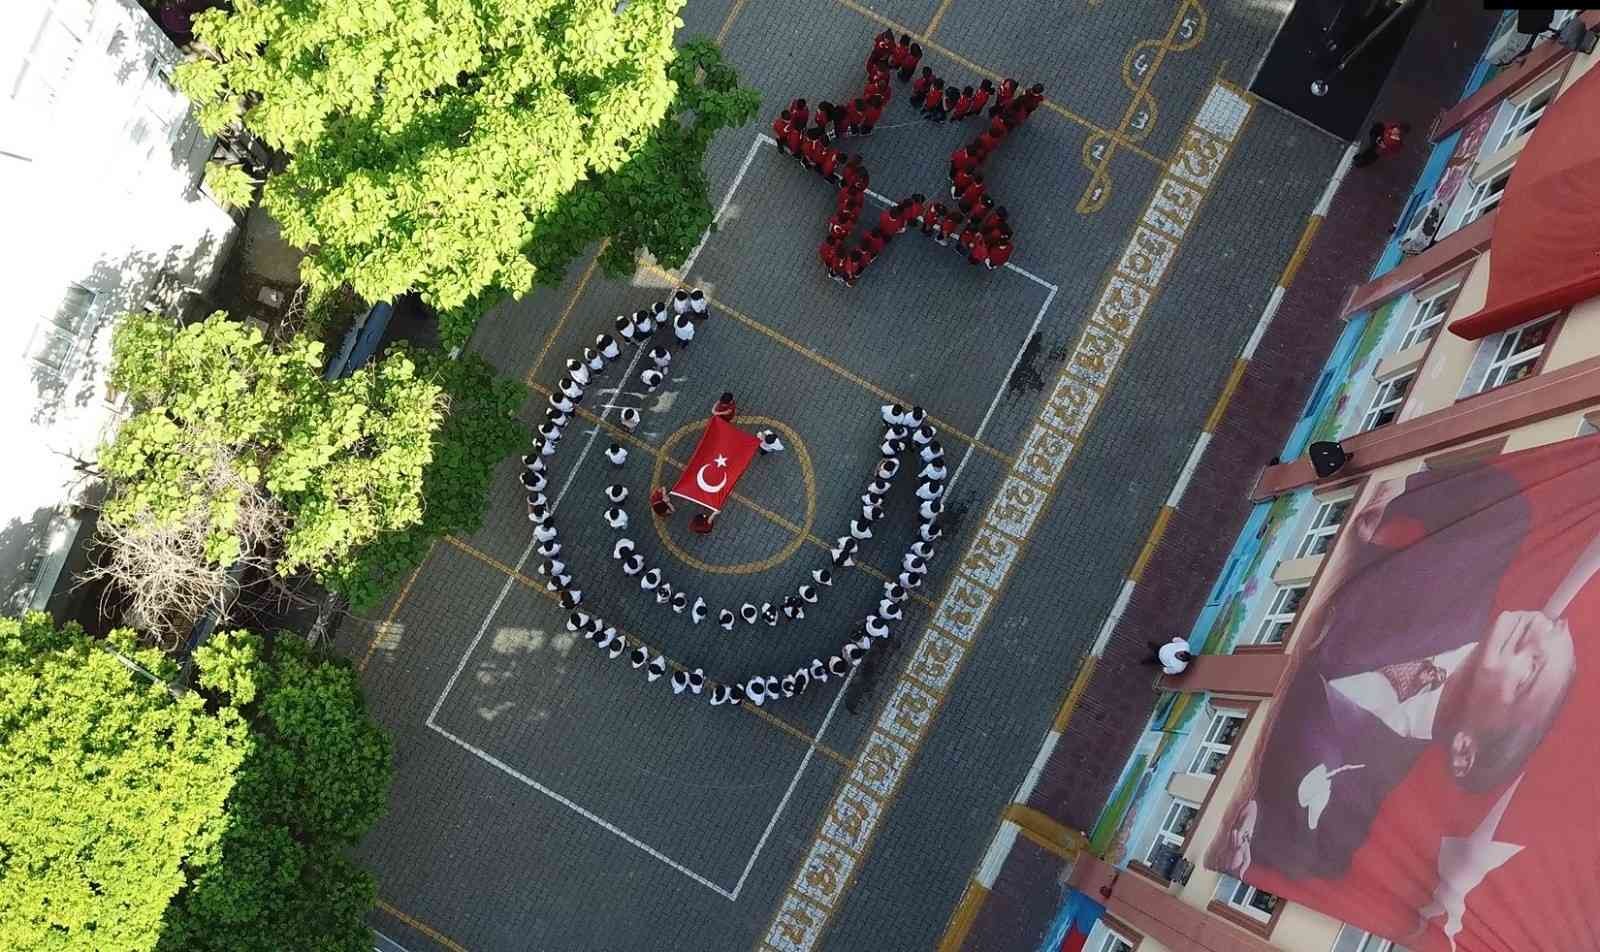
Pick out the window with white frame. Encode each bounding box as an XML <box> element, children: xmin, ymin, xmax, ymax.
<box><xmin>1254</xmin><ymin>584</ymin><xmax>1307</xmax><ymax>645</ymax></box>
<box><xmin>1361</xmin><ymin>372</ymin><xmax>1414</xmax><ymax>432</ymax></box>
<box><xmin>1144</xmin><ymin>798</ymin><xmax>1200</xmax><ymax>866</ymax></box>
<box><xmin>1296</xmin><ymin>496</ymin><xmax>1352</xmax><ymax>558</ymax></box>
<box><xmin>1215</xmin><ymin>874</ymin><xmax>1282</xmax><ymax>922</ymax></box>
<box><xmin>10</xmin><ymin>3</ymin><xmax>88</xmax><ymax>108</ymax></box>
<box><xmin>1398</xmin><ymin>283</ymin><xmax>1460</xmax><ymax>350</ymax></box>
<box><xmin>1472</xmin><ymin>314</ymin><xmax>1557</xmax><ymax>393</ymax></box>
<box><xmin>1332</xmin><ymin>923</ymin><xmax>1409</xmax><ymax>952</ymax></box>
<box><xmin>1496</xmin><ymin>81</ymin><xmax>1559</xmax><ymax>151</ymax></box>
<box><xmin>1461</xmin><ymin>168</ymin><xmax>1512</xmax><ymax>224</ymax></box>
<box><xmin>25</xmin><ymin>284</ymin><xmax>97</xmax><ymax>380</ymax></box>
<box><xmin>1085</xmin><ymin>921</ymin><xmax>1134</xmax><ymax>952</ymax></box>
<box><xmin>1189</xmin><ymin>709</ymin><xmax>1245</xmax><ymax>776</ymax></box>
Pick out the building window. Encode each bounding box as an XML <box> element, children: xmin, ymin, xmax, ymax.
<box><xmin>25</xmin><ymin>284</ymin><xmax>97</xmax><ymax>379</ymax></box>
<box><xmin>1474</xmin><ymin>315</ymin><xmax>1556</xmax><ymax>393</ymax></box>
<box><xmin>1189</xmin><ymin>710</ymin><xmax>1244</xmax><ymax>776</ymax></box>
<box><xmin>1496</xmin><ymin>82</ymin><xmax>1558</xmax><ymax>151</ymax></box>
<box><xmin>1215</xmin><ymin>874</ymin><xmax>1282</xmax><ymax>922</ymax></box>
<box><xmin>1333</xmin><ymin>924</ymin><xmax>1409</xmax><ymax>952</ymax></box>
<box><xmin>1086</xmin><ymin>922</ymin><xmax>1135</xmax><ymax>952</ymax></box>
<box><xmin>1398</xmin><ymin>283</ymin><xmax>1460</xmax><ymax>351</ymax></box>
<box><xmin>1461</xmin><ymin>169</ymin><xmax>1512</xmax><ymax>224</ymax></box>
<box><xmin>1254</xmin><ymin>584</ymin><xmax>1307</xmax><ymax>645</ymax></box>
<box><xmin>1296</xmin><ymin>497</ymin><xmax>1352</xmax><ymax>558</ymax></box>
<box><xmin>1144</xmin><ymin>798</ymin><xmax>1200</xmax><ymax>866</ymax></box>
<box><xmin>1361</xmin><ymin>372</ymin><xmax>1415</xmax><ymax>432</ymax></box>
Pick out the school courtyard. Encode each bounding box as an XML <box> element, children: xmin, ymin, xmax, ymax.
<box><xmin>341</xmin><ymin>1</ymin><xmax>1352</xmax><ymax>949</ymax></box>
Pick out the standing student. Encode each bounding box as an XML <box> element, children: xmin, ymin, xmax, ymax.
<box><xmin>649</xmin><ymin>487</ymin><xmax>675</xmax><ymax>516</ymax></box>
<box><xmin>673</xmin><ymin>313</ymin><xmax>695</xmax><ymax>348</ymax></box>
<box><xmin>951</xmin><ymin>86</ymin><xmax>975</xmax><ymax>121</ymax></box>
<box><xmin>712</xmin><ymin>392</ymin><xmax>737</xmax><ymax>422</ymax></box>
<box><xmin>911</xmin><ymin>67</ymin><xmax>935</xmax><ymax>106</ymax></box>
<box><xmin>771</xmin><ymin>110</ymin><xmax>793</xmax><ymax>152</ymax></box>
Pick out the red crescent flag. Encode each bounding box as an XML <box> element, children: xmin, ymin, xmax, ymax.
<box><xmin>669</xmin><ymin>416</ymin><xmax>759</xmax><ymax>513</ymax></box>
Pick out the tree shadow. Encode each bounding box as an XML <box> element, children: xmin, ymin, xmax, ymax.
<box><xmin>0</xmin><ymin>507</ymin><xmax>62</xmax><ymax>616</ymax></box>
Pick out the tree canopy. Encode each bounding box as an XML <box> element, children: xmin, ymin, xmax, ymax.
<box><xmin>101</xmin><ymin>312</ymin><xmax>444</xmax><ymax>579</ymax></box>
<box><xmin>0</xmin><ymin>616</ymin><xmax>393</xmax><ymax>952</ymax></box>
<box><xmin>176</xmin><ymin>1</ymin><xmax>759</xmax><ymax>348</ymax></box>
<box><xmin>0</xmin><ymin>614</ymin><xmax>247</xmax><ymax>951</ymax></box>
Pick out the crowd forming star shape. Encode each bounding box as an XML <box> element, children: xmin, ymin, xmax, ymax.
<box><xmin>520</xmin><ymin>289</ymin><xmax>949</xmax><ymax>708</ymax></box>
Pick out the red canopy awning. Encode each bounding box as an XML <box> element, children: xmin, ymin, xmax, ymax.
<box><xmin>1450</xmin><ymin>63</ymin><xmax>1600</xmax><ymax>341</ymax></box>
<box><xmin>669</xmin><ymin>416</ymin><xmax>759</xmax><ymax>513</ymax></box>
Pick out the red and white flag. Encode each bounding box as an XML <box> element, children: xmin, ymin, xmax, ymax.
<box><xmin>669</xmin><ymin>416</ymin><xmax>759</xmax><ymax>513</ymax></box>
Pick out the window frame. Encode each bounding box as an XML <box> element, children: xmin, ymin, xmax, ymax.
<box><xmin>1398</xmin><ymin>282</ymin><xmax>1461</xmax><ymax>351</ymax></box>
<box><xmin>1332</xmin><ymin>923</ymin><xmax>1406</xmax><ymax>952</ymax></box>
<box><xmin>1360</xmin><ymin>371</ymin><xmax>1415</xmax><ymax>432</ymax></box>
<box><xmin>1475</xmin><ymin>314</ymin><xmax>1557</xmax><ymax>393</ymax></box>
<box><xmin>1215</xmin><ymin>874</ymin><xmax>1282</xmax><ymax>923</ymax></box>
<box><xmin>25</xmin><ymin>283</ymin><xmax>98</xmax><ymax>379</ymax></box>
<box><xmin>1253</xmin><ymin>583</ymin><xmax>1307</xmax><ymax>646</ymax></box>
<box><xmin>1188</xmin><ymin>708</ymin><xmax>1245</xmax><ymax>776</ymax></box>
<box><xmin>1460</xmin><ymin>167</ymin><xmax>1512</xmax><ymax>225</ymax></box>
<box><xmin>1143</xmin><ymin>797</ymin><xmax>1200</xmax><ymax>866</ymax></box>
<box><xmin>1495</xmin><ymin>79</ymin><xmax>1559</xmax><ymax>151</ymax></box>
<box><xmin>1295</xmin><ymin>495</ymin><xmax>1353</xmax><ymax>559</ymax></box>
<box><xmin>1086</xmin><ymin>921</ymin><xmax>1135</xmax><ymax>952</ymax></box>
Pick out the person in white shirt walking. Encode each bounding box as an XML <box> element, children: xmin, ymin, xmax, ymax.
<box><xmin>1147</xmin><ymin>637</ymin><xmax>1193</xmax><ymax>675</ymax></box>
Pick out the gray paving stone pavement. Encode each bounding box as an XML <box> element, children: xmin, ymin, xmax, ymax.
<box><xmin>344</xmin><ymin>1</ymin><xmax>1345</xmax><ymax>949</ymax></box>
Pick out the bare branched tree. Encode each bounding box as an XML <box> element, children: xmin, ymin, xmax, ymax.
<box><xmin>85</xmin><ymin>448</ymin><xmax>287</xmax><ymax>648</ymax></box>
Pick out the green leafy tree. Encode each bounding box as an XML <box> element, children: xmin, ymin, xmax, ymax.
<box><xmin>322</xmin><ymin>351</ymin><xmax>527</xmax><ymax>612</ymax></box>
<box><xmin>176</xmin><ymin>1</ymin><xmax>759</xmax><ymax>349</ymax></box>
<box><xmin>0</xmin><ymin>614</ymin><xmax>248</xmax><ymax>952</ymax></box>
<box><xmin>101</xmin><ymin>313</ymin><xmax>445</xmax><ymax>579</ymax></box>
<box><xmin>159</xmin><ymin>632</ymin><xmax>392</xmax><ymax>952</ymax></box>
<box><xmin>202</xmin><ymin>161</ymin><xmax>256</xmax><ymax>210</ymax></box>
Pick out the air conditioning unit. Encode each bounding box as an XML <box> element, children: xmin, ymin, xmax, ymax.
<box><xmin>1486</xmin><ymin>24</ymin><xmax>1537</xmax><ymax>66</ymax></box>
<box><xmin>1399</xmin><ymin>199</ymin><xmax>1446</xmax><ymax>255</ymax></box>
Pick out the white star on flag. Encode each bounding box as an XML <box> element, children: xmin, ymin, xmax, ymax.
<box><xmin>1416</xmin><ymin>775</ymin><xmax>1525</xmax><ymax>950</ymax></box>
<box><xmin>713</xmin><ymin>454</ymin><xmax>728</xmax><ymax>468</ymax></box>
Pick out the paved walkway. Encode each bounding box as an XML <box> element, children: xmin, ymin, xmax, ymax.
<box><xmin>963</xmin><ymin>3</ymin><xmax>1500</xmax><ymax>949</ymax></box>
<box><xmin>337</xmin><ymin>2</ymin><xmax>1353</xmax><ymax>950</ymax></box>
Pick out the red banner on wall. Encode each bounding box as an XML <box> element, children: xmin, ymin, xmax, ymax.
<box><xmin>1205</xmin><ymin>436</ymin><xmax>1600</xmax><ymax>951</ymax></box>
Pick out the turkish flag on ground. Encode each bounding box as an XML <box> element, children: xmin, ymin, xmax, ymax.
<box><xmin>669</xmin><ymin>416</ymin><xmax>759</xmax><ymax>513</ymax></box>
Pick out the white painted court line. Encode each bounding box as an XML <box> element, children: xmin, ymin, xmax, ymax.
<box><xmin>426</xmin><ymin>137</ymin><xmax>844</xmax><ymax>901</ymax></box>
<box><xmin>372</xmin><ymin>929</ymin><xmax>415</xmax><ymax>952</ymax></box>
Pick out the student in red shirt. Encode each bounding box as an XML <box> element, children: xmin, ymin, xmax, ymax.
<box><xmin>975</xmin><ymin>129</ymin><xmax>1001</xmax><ymax>157</ymax></box>
<box><xmin>991</xmin><ymin>78</ymin><xmax>1019</xmax><ymax>116</ymax></box>
<box><xmin>938</xmin><ymin>208</ymin><xmax>965</xmax><ymax>245</ymax></box>
<box><xmin>921</xmin><ymin>78</ymin><xmax>945</xmax><ymax>118</ymax></box>
<box><xmin>951</xmin><ymin>86</ymin><xmax>975</xmax><ymax>121</ymax></box>
<box><xmin>788</xmin><ymin>98</ymin><xmax>810</xmax><ymax>132</ymax></box>
<box><xmin>982</xmin><ymin>205</ymin><xmax>1010</xmax><ymax>241</ymax></box>
<box><xmin>959</xmin><ymin>226</ymin><xmax>983</xmax><ymax>262</ymax></box>
<box><xmin>783</xmin><ymin>124</ymin><xmax>804</xmax><ymax>157</ymax></box>
<box><xmin>950</xmin><ymin>145</ymin><xmax>979</xmax><ymax>179</ymax></box>
<box><xmin>860</xmin><ymin>95</ymin><xmax>884</xmax><ymax>135</ymax></box>
<box><xmin>966</xmin><ymin>231</ymin><xmax>988</xmax><ymax>266</ymax></box>
<box><xmin>898</xmin><ymin>40</ymin><xmax>923</xmax><ymax>81</ymax></box>
<box><xmin>649</xmin><ymin>487</ymin><xmax>675</xmax><ymax>517</ymax></box>
<box><xmin>840</xmin><ymin>156</ymin><xmax>869</xmax><ymax>192</ymax></box>
<box><xmin>816</xmin><ymin>146</ymin><xmax>840</xmax><ymax>181</ymax></box>
<box><xmin>905</xmin><ymin>193</ymin><xmax>926</xmax><ymax>228</ymax></box>
<box><xmin>800</xmin><ymin>132</ymin><xmax>821</xmax><ymax>169</ymax></box>
<box><xmin>958</xmin><ymin>180</ymin><xmax>987</xmax><ymax>215</ymax></box>
<box><xmin>985</xmin><ymin>239</ymin><xmax>1013</xmax><ymax>270</ymax></box>
<box><xmin>772</xmin><ymin>110</ymin><xmax>793</xmax><ymax>152</ymax></box>
<box><xmin>869</xmin><ymin>29</ymin><xmax>895</xmax><ymax>71</ymax></box>
<box><xmin>712</xmin><ymin>392</ymin><xmax>738</xmax><ymax>422</ymax></box>
<box><xmin>951</xmin><ymin>169</ymin><xmax>980</xmax><ymax>200</ymax></box>
<box><xmin>971</xmin><ymin>79</ymin><xmax>994</xmax><ymax>117</ymax></box>
<box><xmin>878</xmin><ymin>204</ymin><xmax>904</xmax><ymax>236</ymax></box>
<box><xmin>1018</xmin><ymin>83</ymin><xmax>1045</xmax><ymax>118</ymax></box>
<box><xmin>922</xmin><ymin>201</ymin><xmax>947</xmax><ymax>237</ymax></box>
<box><xmin>865</xmin><ymin>226</ymin><xmax>891</xmax><ymax>256</ymax></box>
<box><xmin>842</xmin><ymin>250</ymin><xmax>866</xmax><ymax>286</ymax></box>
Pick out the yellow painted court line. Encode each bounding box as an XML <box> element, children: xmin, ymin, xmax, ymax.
<box><xmin>360</xmin><ymin>545</ymin><xmax>434</xmax><ymax>672</ymax></box>
<box><xmin>440</xmin><ymin>535</ymin><xmax>851</xmax><ymax>765</ymax></box>
<box><xmin>377</xmin><ymin>899</ymin><xmax>469</xmax><ymax>952</ymax></box>
<box><xmin>525</xmin><ymin>241</ymin><xmax>608</xmax><ymax>388</ymax></box>
<box><xmin>935</xmin><ymin>881</ymin><xmax>989</xmax><ymax>952</ymax></box>
<box><xmin>1203</xmin><ymin>357</ymin><xmax>1248</xmax><ymax>434</ymax></box>
<box><xmin>1279</xmin><ymin>213</ymin><xmax>1323</xmax><ymax>290</ymax></box>
<box><xmin>540</xmin><ymin>391</ymin><xmax>938</xmax><ymax>609</ymax></box>
<box><xmin>1051</xmin><ymin>653</ymin><xmax>1098</xmax><ymax>732</ymax></box>
<box><xmin>1126</xmin><ymin>504</ymin><xmax>1173</xmax><ymax>583</ymax></box>
<box><xmin>924</xmin><ymin>0</ymin><xmax>955</xmax><ymax>38</ymax></box>
<box><xmin>639</xmin><ymin>266</ymin><xmax>1012</xmax><ymax>465</ymax></box>
<box><xmin>1002</xmin><ymin>803</ymin><xmax>1088</xmax><ymax>860</ymax></box>
<box><xmin>828</xmin><ymin>0</ymin><xmax>1164</xmax><ymax>166</ymax></box>
<box><xmin>717</xmin><ymin>0</ymin><xmax>751</xmax><ymax>43</ymax></box>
